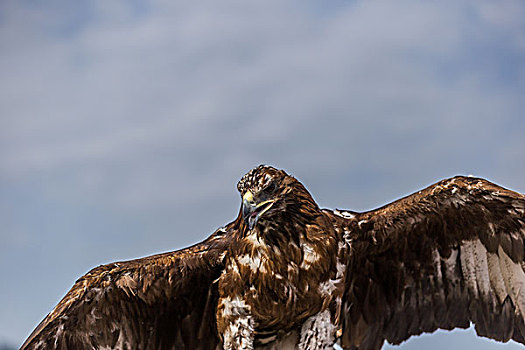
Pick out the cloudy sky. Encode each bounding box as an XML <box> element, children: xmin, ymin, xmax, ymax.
<box><xmin>1</xmin><ymin>0</ymin><xmax>525</xmax><ymax>348</ymax></box>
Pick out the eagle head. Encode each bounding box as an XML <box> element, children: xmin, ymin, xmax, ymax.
<box><xmin>237</xmin><ymin>165</ymin><xmax>318</xmax><ymax>231</ymax></box>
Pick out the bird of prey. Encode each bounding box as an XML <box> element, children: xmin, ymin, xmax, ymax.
<box><xmin>22</xmin><ymin>165</ymin><xmax>525</xmax><ymax>349</ymax></box>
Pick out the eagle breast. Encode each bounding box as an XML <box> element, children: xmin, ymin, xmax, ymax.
<box><xmin>216</xmin><ymin>165</ymin><xmax>343</xmax><ymax>347</ymax></box>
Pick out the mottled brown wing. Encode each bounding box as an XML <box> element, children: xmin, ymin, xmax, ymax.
<box><xmin>21</xmin><ymin>225</ymin><xmax>233</xmax><ymax>350</ymax></box>
<box><xmin>338</xmin><ymin>176</ymin><xmax>525</xmax><ymax>349</ymax></box>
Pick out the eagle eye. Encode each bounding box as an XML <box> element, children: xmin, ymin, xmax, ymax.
<box><xmin>264</xmin><ymin>181</ymin><xmax>277</xmax><ymax>193</ymax></box>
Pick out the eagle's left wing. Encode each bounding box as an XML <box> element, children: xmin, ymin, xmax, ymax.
<box><xmin>21</xmin><ymin>224</ymin><xmax>233</xmax><ymax>350</ymax></box>
<box><xmin>335</xmin><ymin>176</ymin><xmax>525</xmax><ymax>349</ymax></box>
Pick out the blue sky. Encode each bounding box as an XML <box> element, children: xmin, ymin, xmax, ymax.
<box><xmin>1</xmin><ymin>0</ymin><xmax>525</xmax><ymax>348</ymax></box>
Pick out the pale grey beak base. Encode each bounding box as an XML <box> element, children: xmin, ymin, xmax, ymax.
<box><xmin>242</xmin><ymin>199</ymin><xmax>258</xmax><ymax>230</ymax></box>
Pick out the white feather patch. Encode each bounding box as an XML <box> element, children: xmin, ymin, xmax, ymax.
<box><xmin>245</xmin><ymin>231</ymin><xmax>266</xmax><ymax>248</ymax></box>
<box><xmin>238</xmin><ymin>253</ymin><xmax>267</xmax><ymax>273</ymax></box>
<box><xmin>223</xmin><ymin>315</ymin><xmax>255</xmax><ymax>350</ymax></box>
<box><xmin>300</xmin><ymin>243</ymin><xmax>321</xmax><ymax>269</ymax></box>
<box><xmin>471</xmin><ymin>239</ymin><xmax>491</xmax><ymax>296</ymax></box>
<box><xmin>319</xmin><ymin>279</ymin><xmax>337</xmax><ymax>297</ymax></box>
<box><xmin>298</xmin><ymin>309</ymin><xmax>336</xmax><ymax>350</ymax></box>
<box><xmin>333</xmin><ymin>209</ymin><xmax>355</xmax><ymax>219</ymax></box>
<box><xmin>460</xmin><ymin>240</ymin><xmax>479</xmax><ymax>297</ymax></box>
<box><xmin>357</xmin><ymin>220</ymin><xmax>368</xmax><ymax>227</ymax></box>
<box><xmin>53</xmin><ymin>323</ymin><xmax>64</xmax><ymax>347</ymax></box>
<box><xmin>460</xmin><ymin>239</ymin><xmax>493</xmax><ymax>299</ymax></box>
<box><xmin>220</xmin><ymin>295</ymin><xmax>251</xmax><ymax>317</ymax></box>
<box><xmin>487</xmin><ymin>251</ymin><xmax>508</xmax><ymax>304</ymax></box>
<box><xmin>498</xmin><ymin>246</ymin><xmax>525</xmax><ymax>317</ymax></box>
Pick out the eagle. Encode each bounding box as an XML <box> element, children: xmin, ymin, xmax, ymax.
<box><xmin>22</xmin><ymin>165</ymin><xmax>525</xmax><ymax>349</ymax></box>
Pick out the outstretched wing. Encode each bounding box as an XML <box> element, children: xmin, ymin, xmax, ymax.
<box><xmin>21</xmin><ymin>225</ymin><xmax>233</xmax><ymax>350</ymax></box>
<box><xmin>336</xmin><ymin>176</ymin><xmax>525</xmax><ymax>349</ymax></box>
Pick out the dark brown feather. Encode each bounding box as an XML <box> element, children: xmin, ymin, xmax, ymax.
<box><xmin>21</xmin><ymin>224</ymin><xmax>233</xmax><ymax>350</ymax></box>
<box><xmin>331</xmin><ymin>176</ymin><xmax>525</xmax><ymax>349</ymax></box>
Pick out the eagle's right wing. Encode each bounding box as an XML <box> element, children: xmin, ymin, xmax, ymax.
<box><xmin>336</xmin><ymin>176</ymin><xmax>525</xmax><ymax>349</ymax></box>
<box><xmin>21</xmin><ymin>224</ymin><xmax>233</xmax><ymax>350</ymax></box>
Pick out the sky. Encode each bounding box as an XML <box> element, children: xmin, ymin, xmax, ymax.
<box><xmin>1</xmin><ymin>0</ymin><xmax>525</xmax><ymax>348</ymax></box>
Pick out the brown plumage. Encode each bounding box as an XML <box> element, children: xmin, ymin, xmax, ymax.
<box><xmin>21</xmin><ymin>166</ymin><xmax>525</xmax><ymax>349</ymax></box>
<box><xmin>335</xmin><ymin>176</ymin><xmax>525</xmax><ymax>349</ymax></box>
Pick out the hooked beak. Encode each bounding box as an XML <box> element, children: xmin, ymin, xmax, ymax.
<box><xmin>242</xmin><ymin>191</ymin><xmax>274</xmax><ymax>230</ymax></box>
